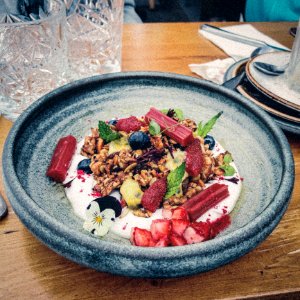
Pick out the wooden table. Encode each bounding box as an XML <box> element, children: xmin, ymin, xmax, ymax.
<box><xmin>1</xmin><ymin>22</ymin><xmax>299</xmax><ymax>299</ymax></box>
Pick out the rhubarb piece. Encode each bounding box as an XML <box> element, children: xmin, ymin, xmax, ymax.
<box><xmin>183</xmin><ymin>183</ymin><xmax>229</xmax><ymax>221</ymax></box>
<box><xmin>141</xmin><ymin>177</ymin><xmax>167</xmax><ymax>212</ymax></box>
<box><xmin>171</xmin><ymin>219</ymin><xmax>189</xmax><ymax>236</ymax></box>
<box><xmin>46</xmin><ymin>135</ymin><xmax>77</xmax><ymax>183</ymax></box>
<box><xmin>131</xmin><ymin>227</ymin><xmax>155</xmax><ymax>247</ymax></box>
<box><xmin>185</xmin><ymin>139</ymin><xmax>203</xmax><ymax>177</ymax></box>
<box><xmin>145</xmin><ymin>107</ymin><xmax>194</xmax><ymax>147</ymax></box>
<box><xmin>115</xmin><ymin>116</ymin><xmax>142</xmax><ymax>133</ymax></box>
<box><xmin>150</xmin><ymin>219</ymin><xmax>171</xmax><ymax>241</ymax></box>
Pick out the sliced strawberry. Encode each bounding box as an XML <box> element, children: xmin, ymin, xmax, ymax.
<box><xmin>183</xmin><ymin>183</ymin><xmax>229</xmax><ymax>221</ymax></box>
<box><xmin>115</xmin><ymin>116</ymin><xmax>142</xmax><ymax>133</ymax></box>
<box><xmin>191</xmin><ymin>221</ymin><xmax>211</xmax><ymax>241</ymax></box>
<box><xmin>150</xmin><ymin>219</ymin><xmax>171</xmax><ymax>241</ymax></box>
<box><xmin>131</xmin><ymin>227</ymin><xmax>155</xmax><ymax>247</ymax></box>
<box><xmin>46</xmin><ymin>135</ymin><xmax>77</xmax><ymax>183</ymax></box>
<box><xmin>141</xmin><ymin>177</ymin><xmax>167</xmax><ymax>212</ymax></box>
<box><xmin>183</xmin><ymin>226</ymin><xmax>206</xmax><ymax>244</ymax></box>
<box><xmin>185</xmin><ymin>138</ymin><xmax>203</xmax><ymax>177</ymax></box>
<box><xmin>154</xmin><ymin>238</ymin><xmax>169</xmax><ymax>247</ymax></box>
<box><xmin>171</xmin><ymin>219</ymin><xmax>190</xmax><ymax>237</ymax></box>
<box><xmin>209</xmin><ymin>214</ymin><xmax>231</xmax><ymax>239</ymax></box>
<box><xmin>171</xmin><ymin>207</ymin><xmax>189</xmax><ymax>220</ymax></box>
<box><xmin>145</xmin><ymin>107</ymin><xmax>194</xmax><ymax>147</ymax></box>
<box><xmin>162</xmin><ymin>208</ymin><xmax>173</xmax><ymax>220</ymax></box>
<box><xmin>170</xmin><ymin>234</ymin><xmax>187</xmax><ymax>246</ymax></box>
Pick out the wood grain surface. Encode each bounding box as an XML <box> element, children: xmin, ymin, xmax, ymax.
<box><xmin>1</xmin><ymin>22</ymin><xmax>299</xmax><ymax>299</ymax></box>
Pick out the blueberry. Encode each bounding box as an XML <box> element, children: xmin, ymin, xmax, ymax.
<box><xmin>77</xmin><ymin>158</ymin><xmax>92</xmax><ymax>174</ymax></box>
<box><xmin>204</xmin><ymin>135</ymin><xmax>216</xmax><ymax>150</ymax></box>
<box><xmin>108</xmin><ymin>119</ymin><xmax>118</xmax><ymax>126</ymax></box>
<box><xmin>128</xmin><ymin>131</ymin><xmax>151</xmax><ymax>150</ymax></box>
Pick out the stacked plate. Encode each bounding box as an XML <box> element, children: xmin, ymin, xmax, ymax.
<box><xmin>224</xmin><ymin>52</ymin><xmax>300</xmax><ymax>135</ymax></box>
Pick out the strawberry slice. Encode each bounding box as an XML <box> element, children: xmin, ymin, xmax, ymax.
<box><xmin>154</xmin><ymin>238</ymin><xmax>169</xmax><ymax>247</ymax></box>
<box><xmin>171</xmin><ymin>207</ymin><xmax>189</xmax><ymax>220</ymax></box>
<box><xmin>209</xmin><ymin>214</ymin><xmax>231</xmax><ymax>239</ymax></box>
<box><xmin>191</xmin><ymin>222</ymin><xmax>211</xmax><ymax>241</ymax></box>
<box><xmin>141</xmin><ymin>177</ymin><xmax>167</xmax><ymax>212</ymax></box>
<box><xmin>185</xmin><ymin>139</ymin><xmax>203</xmax><ymax>177</ymax></box>
<box><xmin>183</xmin><ymin>183</ymin><xmax>229</xmax><ymax>221</ymax></box>
<box><xmin>131</xmin><ymin>227</ymin><xmax>155</xmax><ymax>247</ymax></box>
<box><xmin>171</xmin><ymin>219</ymin><xmax>189</xmax><ymax>236</ymax></box>
<box><xmin>170</xmin><ymin>234</ymin><xmax>187</xmax><ymax>246</ymax></box>
<box><xmin>183</xmin><ymin>226</ymin><xmax>206</xmax><ymax>244</ymax></box>
<box><xmin>115</xmin><ymin>116</ymin><xmax>142</xmax><ymax>133</ymax></box>
<box><xmin>145</xmin><ymin>107</ymin><xmax>194</xmax><ymax>147</ymax></box>
<box><xmin>46</xmin><ymin>135</ymin><xmax>77</xmax><ymax>183</ymax></box>
<box><xmin>150</xmin><ymin>219</ymin><xmax>171</xmax><ymax>241</ymax></box>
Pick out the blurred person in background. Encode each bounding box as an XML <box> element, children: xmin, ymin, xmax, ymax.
<box><xmin>245</xmin><ymin>0</ymin><xmax>300</xmax><ymax>21</ymax></box>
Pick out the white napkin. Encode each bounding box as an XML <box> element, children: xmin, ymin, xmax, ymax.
<box><xmin>189</xmin><ymin>24</ymin><xmax>289</xmax><ymax>84</ymax></box>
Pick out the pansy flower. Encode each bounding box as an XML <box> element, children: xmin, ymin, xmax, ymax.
<box><xmin>83</xmin><ymin>196</ymin><xmax>122</xmax><ymax>237</ymax></box>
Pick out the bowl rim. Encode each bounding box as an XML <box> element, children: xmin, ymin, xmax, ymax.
<box><xmin>3</xmin><ymin>71</ymin><xmax>295</xmax><ymax>260</ymax></box>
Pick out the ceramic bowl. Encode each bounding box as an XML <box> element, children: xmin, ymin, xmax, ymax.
<box><xmin>2</xmin><ymin>72</ymin><xmax>295</xmax><ymax>278</ymax></box>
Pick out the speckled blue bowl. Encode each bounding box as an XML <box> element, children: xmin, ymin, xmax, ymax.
<box><xmin>2</xmin><ymin>72</ymin><xmax>295</xmax><ymax>278</ymax></box>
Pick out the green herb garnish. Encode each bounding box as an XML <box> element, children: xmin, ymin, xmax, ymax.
<box><xmin>197</xmin><ymin>111</ymin><xmax>223</xmax><ymax>138</ymax></box>
<box><xmin>98</xmin><ymin>121</ymin><xmax>121</xmax><ymax>143</ymax></box>
<box><xmin>165</xmin><ymin>163</ymin><xmax>186</xmax><ymax>199</ymax></box>
<box><xmin>219</xmin><ymin>152</ymin><xmax>235</xmax><ymax>176</ymax></box>
<box><xmin>161</xmin><ymin>108</ymin><xmax>184</xmax><ymax>121</ymax></box>
<box><xmin>149</xmin><ymin>120</ymin><xmax>161</xmax><ymax>136</ymax></box>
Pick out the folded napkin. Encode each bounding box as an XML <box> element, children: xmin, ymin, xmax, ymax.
<box><xmin>189</xmin><ymin>24</ymin><xmax>289</xmax><ymax>84</ymax></box>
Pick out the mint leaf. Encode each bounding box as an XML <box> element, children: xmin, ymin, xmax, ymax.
<box><xmin>98</xmin><ymin>121</ymin><xmax>121</xmax><ymax>143</ymax></box>
<box><xmin>197</xmin><ymin>111</ymin><xmax>223</xmax><ymax>138</ymax></box>
<box><xmin>149</xmin><ymin>120</ymin><xmax>161</xmax><ymax>136</ymax></box>
<box><xmin>165</xmin><ymin>163</ymin><xmax>186</xmax><ymax>199</ymax></box>
<box><xmin>223</xmin><ymin>153</ymin><xmax>233</xmax><ymax>164</ymax></box>
<box><xmin>220</xmin><ymin>164</ymin><xmax>235</xmax><ymax>177</ymax></box>
<box><xmin>161</xmin><ymin>109</ymin><xmax>169</xmax><ymax>114</ymax></box>
<box><xmin>174</xmin><ymin>109</ymin><xmax>184</xmax><ymax>121</ymax></box>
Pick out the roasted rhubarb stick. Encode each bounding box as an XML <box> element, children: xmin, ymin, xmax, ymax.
<box><xmin>183</xmin><ymin>183</ymin><xmax>229</xmax><ymax>221</ymax></box>
<box><xmin>145</xmin><ymin>107</ymin><xmax>194</xmax><ymax>147</ymax></box>
<box><xmin>46</xmin><ymin>135</ymin><xmax>77</xmax><ymax>183</ymax></box>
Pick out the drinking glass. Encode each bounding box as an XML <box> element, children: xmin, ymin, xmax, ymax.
<box><xmin>64</xmin><ymin>0</ymin><xmax>124</xmax><ymax>79</ymax></box>
<box><xmin>287</xmin><ymin>19</ymin><xmax>300</xmax><ymax>92</ymax></box>
<box><xmin>0</xmin><ymin>0</ymin><xmax>69</xmax><ymax>121</ymax></box>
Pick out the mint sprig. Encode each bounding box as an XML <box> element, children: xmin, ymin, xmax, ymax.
<box><xmin>149</xmin><ymin>120</ymin><xmax>161</xmax><ymax>136</ymax></box>
<box><xmin>98</xmin><ymin>121</ymin><xmax>121</xmax><ymax>143</ymax></box>
<box><xmin>165</xmin><ymin>163</ymin><xmax>186</xmax><ymax>199</ymax></box>
<box><xmin>197</xmin><ymin>111</ymin><xmax>223</xmax><ymax>138</ymax></box>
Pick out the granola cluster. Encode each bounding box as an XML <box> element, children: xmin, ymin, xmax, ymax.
<box><xmin>80</xmin><ymin>115</ymin><xmax>226</xmax><ymax>210</ymax></box>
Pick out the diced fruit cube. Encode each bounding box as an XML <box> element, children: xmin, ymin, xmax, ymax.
<box><xmin>108</xmin><ymin>137</ymin><xmax>131</xmax><ymax>155</ymax></box>
<box><xmin>185</xmin><ymin>138</ymin><xmax>203</xmax><ymax>177</ymax></box>
<box><xmin>141</xmin><ymin>177</ymin><xmax>167</xmax><ymax>212</ymax></box>
<box><xmin>183</xmin><ymin>226</ymin><xmax>206</xmax><ymax>244</ymax></box>
<box><xmin>115</xmin><ymin>116</ymin><xmax>142</xmax><ymax>133</ymax></box>
<box><xmin>171</xmin><ymin>207</ymin><xmax>189</xmax><ymax>220</ymax></box>
<box><xmin>154</xmin><ymin>238</ymin><xmax>170</xmax><ymax>247</ymax></box>
<box><xmin>120</xmin><ymin>178</ymin><xmax>143</xmax><ymax>208</ymax></box>
<box><xmin>191</xmin><ymin>222</ymin><xmax>211</xmax><ymax>241</ymax></box>
<box><xmin>183</xmin><ymin>183</ymin><xmax>229</xmax><ymax>221</ymax></box>
<box><xmin>131</xmin><ymin>227</ymin><xmax>155</xmax><ymax>247</ymax></box>
<box><xmin>150</xmin><ymin>219</ymin><xmax>171</xmax><ymax>241</ymax></box>
<box><xmin>171</xmin><ymin>219</ymin><xmax>189</xmax><ymax>237</ymax></box>
<box><xmin>145</xmin><ymin>107</ymin><xmax>194</xmax><ymax>147</ymax></box>
<box><xmin>162</xmin><ymin>208</ymin><xmax>173</xmax><ymax>220</ymax></box>
<box><xmin>46</xmin><ymin>135</ymin><xmax>77</xmax><ymax>183</ymax></box>
<box><xmin>170</xmin><ymin>234</ymin><xmax>187</xmax><ymax>246</ymax></box>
